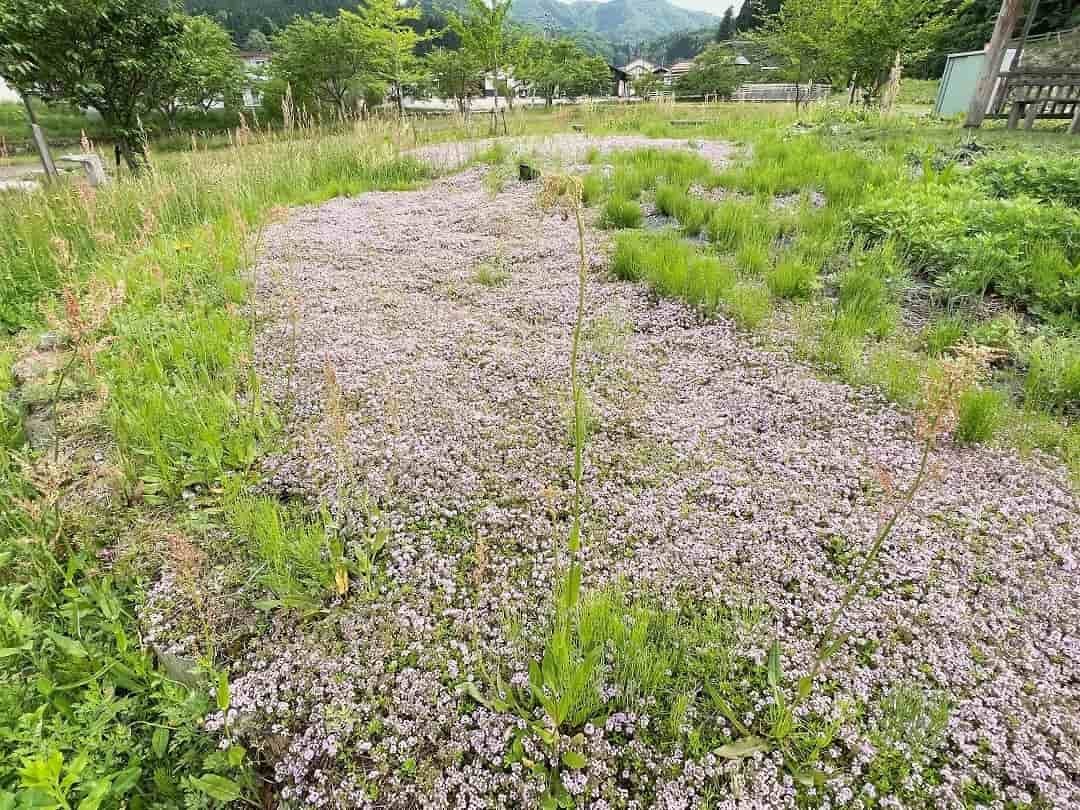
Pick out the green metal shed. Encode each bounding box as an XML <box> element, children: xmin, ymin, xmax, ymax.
<box><xmin>934</xmin><ymin>48</ymin><xmax>1017</xmax><ymax>117</ymax></box>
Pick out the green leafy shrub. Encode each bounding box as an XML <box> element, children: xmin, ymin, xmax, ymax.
<box><xmin>853</xmin><ymin>186</ymin><xmax>1080</xmax><ymax>323</ymax></box>
<box><xmin>955</xmin><ymin>386</ymin><xmax>1006</xmax><ymax>444</ymax></box>
<box><xmin>599</xmin><ymin>196</ymin><xmax>644</xmax><ymax>229</ymax></box>
<box><xmin>971</xmin><ymin>153</ymin><xmax>1080</xmax><ymax>208</ymax></box>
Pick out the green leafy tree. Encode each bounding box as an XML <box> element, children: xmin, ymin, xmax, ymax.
<box><xmin>344</xmin><ymin>0</ymin><xmax>432</xmax><ymax>117</ymax></box>
<box><xmin>244</xmin><ymin>28</ymin><xmax>271</xmax><ymax>51</ymax></box>
<box><xmin>447</xmin><ymin>0</ymin><xmax>515</xmax><ymax>121</ymax></box>
<box><xmin>632</xmin><ymin>72</ymin><xmax>662</xmax><ymax>99</ymax></box>
<box><xmin>0</xmin><ymin>0</ymin><xmax>185</xmax><ymax>171</ymax></box>
<box><xmin>514</xmin><ymin>37</ymin><xmax>610</xmax><ymax>106</ymax></box>
<box><xmin>717</xmin><ymin>7</ymin><xmax>737</xmax><ymax>41</ymax></box>
<box><xmin>424</xmin><ymin>46</ymin><xmax>483</xmax><ymax>113</ymax></box>
<box><xmin>677</xmin><ymin>44</ymin><xmax>751</xmax><ymax>98</ymax></box>
<box><xmin>155</xmin><ymin>15</ymin><xmax>246</xmax><ymax>128</ymax></box>
<box><xmin>755</xmin><ymin>0</ymin><xmax>956</xmax><ymax>101</ymax></box>
<box><xmin>270</xmin><ymin>13</ymin><xmax>372</xmax><ymax>116</ymax></box>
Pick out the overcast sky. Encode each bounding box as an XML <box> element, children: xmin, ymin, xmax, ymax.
<box><xmin>665</xmin><ymin>0</ymin><xmax>735</xmax><ymax>13</ymax></box>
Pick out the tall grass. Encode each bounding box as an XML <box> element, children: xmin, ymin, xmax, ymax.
<box><xmin>1</xmin><ymin>130</ymin><xmax>433</xmax><ymax>332</ymax></box>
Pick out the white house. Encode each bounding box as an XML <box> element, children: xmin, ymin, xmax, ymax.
<box><xmin>239</xmin><ymin>51</ymin><xmax>270</xmax><ymax>109</ymax></box>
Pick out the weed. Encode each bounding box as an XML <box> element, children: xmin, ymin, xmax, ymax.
<box><xmin>655</xmin><ymin>184</ymin><xmax>714</xmax><ymax>236</ymax></box>
<box><xmin>724</xmin><ymin>282</ymin><xmax>772</xmax><ymax>329</ymax></box>
<box><xmin>922</xmin><ymin>314</ymin><xmax>968</xmax><ymax>356</ymax></box>
<box><xmin>1023</xmin><ymin>337</ymin><xmax>1080</xmax><ymax>413</ymax></box>
<box><xmin>955</xmin><ymin>386</ymin><xmax>1006</xmax><ymax>445</ymax></box>
<box><xmin>599</xmin><ymin>196</ymin><xmax>643</xmax><ymax>230</ymax></box>
<box><xmin>707</xmin><ymin>199</ymin><xmax>776</xmax><ymax>252</ymax></box>
<box><xmin>581</xmin><ymin>172</ymin><xmax>606</xmax><ymax>207</ymax></box>
<box><xmin>612</xmin><ymin>232</ymin><xmax>738</xmax><ymax>314</ymax></box>
<box><xmin>864</xmin><ymin>345</ymin><xmax>926</xmax><ymax>407</ymax></box>
<box><xmin>472</xmin><ymin>258</ymin><xmax>511</xmax><ymax>287</ymax></box>
<box><xmin>767</xmin><ymin>255</ymin><xmax>818</xmax><ymax>299</ymax></box>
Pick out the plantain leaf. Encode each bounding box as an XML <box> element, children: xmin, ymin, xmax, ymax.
<box><xmin>767</xmin><ymin>640</ymin><xmax>782</xmax><ymax>690</ymax></box>
<box><xmin>560</xmin><ymin>750</ymin><xmax>587</xmax><ymax>769</ymax></box>
<box><xmin>716</xmin><ymin>736</ymin><xmax>770</xmax><ymax>759</ymax></box>
<box><xmin>191</xmin><ymin>774</ymin><xmax>241</xmax><ymax>803</ymax></box>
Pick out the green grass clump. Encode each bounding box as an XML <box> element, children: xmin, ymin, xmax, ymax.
<box><xmin>863</xmin><ymin>345</ymin><xmax>925</xmax><ymax>406</ymax></box>
<box><xmin>706</xmin><ymin>199</ymin><xmax>776</xmax><ymax>252</ymax></box>
<box><xmin>1023</xmin><ymin>337</ymin><xmax>1080</xmax><ymax>413</ymax></box>
<box><xmin>725</xmin><ymin>282</ymin><xmax>772</xmax><ymax>329</ymax></box>
<box><xmin>766</xmin><ymin>255</ymin><xmax>818</xmax><ymax>300</ymax></box>
<box><xmin>833</xmin><ymin>240</ymin><xmax>905</xmax><ymax>340</ymax></box>
<box><xmin>472</xmin><ymin>259</ymin><xmax>510</xmax><ymax>286</ymax></box>
<box><xmin>475</xmin><ymin>142</ymin><xmax>510</xmax><ymax>165</ymax></box>
<box><xmin>612</xmin><ymin>167</ymin><xmax>653</xmax><ymax>200</ymax></box>
<box><xmin>599</xmin><ymin>196</ymin><xmax>644</xmax><ymax>230</ymax></box>
<box><xmin>581</xmin><ymin>172</ymin><xmax>607</xmax><ymax>207</ymax></box>
<box><xmin>955</xmin><ymin>386</ymin><xmax>1006</xmax><ymax>445</ymax></box>
<box><xmin>611</xmin><ymin>231</ymin><xmax>771</xmax><ymax>327</ymax></box>
<box><xmin>655</xmin><ymin>184</ymin><xmax>714</xmax><ymax>236</ymax></box>
<box><xmin>922</xmin><ymin>314</ymin><xmax>968</xmax><ymax>356</ymax></box>
<box><xmin>101</xmin><ymin>223</ymin><xmax>274</xmax><ymax>501</ymax></box>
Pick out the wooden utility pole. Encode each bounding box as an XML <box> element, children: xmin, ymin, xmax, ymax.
<box><xmin>965</xmin><ymin>0</ymin><xmax>1024</xmax><ymax>128</ymax></box>
<box><xmin>21</xmin><ymin>93</ymin><xmax>59</xmax><ymax>181</ymax></box>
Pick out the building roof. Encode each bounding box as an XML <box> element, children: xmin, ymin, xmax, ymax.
<box><xmin>622</xmin><ymin>58</ymin><xmax>656</xmax><ymax>72</ymax></box>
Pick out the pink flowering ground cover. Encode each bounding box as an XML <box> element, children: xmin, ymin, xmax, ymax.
<box><xmin>187</xmin><ymin>138</ymin><xmax>1077</xmax><ymax>808</ymax></box>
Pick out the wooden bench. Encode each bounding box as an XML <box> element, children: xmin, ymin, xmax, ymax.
<box><xmin>994</xmin><ymin>71</ymin><xmax>1080</xmax><ymax>134</ymax></box>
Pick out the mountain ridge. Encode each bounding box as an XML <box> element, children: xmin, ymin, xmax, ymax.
<box><xmin>510</xmin><ymin>0</ymin><xmax>718</xmax><ymax>44</ymax></box>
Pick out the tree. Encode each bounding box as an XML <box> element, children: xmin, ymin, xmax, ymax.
<box><xmin>755</xmin><ymin>0</ymin><xmax>957</xmax><ymax>103</ymax></box>
<box><xmin>633</xmin><ymin>72</ymin><xmax>662</xmax><ymax>99</ymax></box>
<box><xmin>717</xmin><ymin>7</ymin><xmax>737</xmax><ymax>41</ymax></box>
<box><xmin>270</xmin><ymin>13</ymin><xmax>370</xmax><ymax>117</ymax></box>
<box><xmin>155</xmin><ymin>15</ymin><xmax>246</xmax><ymax>127</ymax></box>
<box><xmin>513</xmin><ymin>36</ymin><xmax>610</xmax><ymax>106</ymax></box>
<box><xmin>735</xmin><ymin>0</ymin><xmax>782</xmax><ymax>32</ymax></box>
<box><xmin>344</xmin><ymin>0</ymin><xmax>432</xmax><ymax>118</ymax></box>
<box><xmin>678</xmin><ymin>44</ymin><xmax>750</xmax><ymax>97</ymax></box>
<box><xmin>244</xmin><ymin>28</ymin><xmax>271</xmax><ymax>51</ymax></box>
<box><xmin>424</xmin><ymin>46</ymin><xmax>483</xmax><ymax>114</ymax></box>
<box><xmin>0</xmin><ymin>0</ymin><xmax>185</xmax><ymax>171</ymax></box>
<box><xmin>446</xmin><ymin>0</ymin><xmax>514</xmax><ymax>129</ymax></box>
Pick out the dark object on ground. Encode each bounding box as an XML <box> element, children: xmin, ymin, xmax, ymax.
<box><xmin>519</xmin><ymin>163</ymin><xmax>541</xmax><ymax>182</ymax></box>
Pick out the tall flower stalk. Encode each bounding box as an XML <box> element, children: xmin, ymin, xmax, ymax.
<box><xmin>540</xmin><ymin>173</ymin><xmax>589</xmax><ymax>617</ymax></box>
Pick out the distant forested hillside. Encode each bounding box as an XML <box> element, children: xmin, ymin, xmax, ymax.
<box><xmin>187</xmin><ymin>0</ymin><xmax>718</xmax><ymax>56</ymax></box>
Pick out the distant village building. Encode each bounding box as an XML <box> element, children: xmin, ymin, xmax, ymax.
<box><xmin>239</xmin><ymin>51</ymin><xmax>270</xmax><ymax>109</ymax></box>
<box><xmin>622</xmin><ymin>58</ymin><xmax>657</xmax><ymax>80</ymax></box>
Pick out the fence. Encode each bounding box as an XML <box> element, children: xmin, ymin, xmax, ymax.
<box><xmin>731</xmin><ymin>83</ymin><xmax>831</xmax><ymax>103</ymax></box>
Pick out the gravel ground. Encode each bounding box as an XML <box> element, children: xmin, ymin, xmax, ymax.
<box><xmin>231</xmin><ymin>137</ymin><xmax>1079</xmax><ymax>809</ymax></box>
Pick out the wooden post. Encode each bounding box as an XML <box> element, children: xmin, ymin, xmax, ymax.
<box><xmin>965</xmin><ymin>0</ymin><xmax>1024</xmax><ymax>128</ymax></box>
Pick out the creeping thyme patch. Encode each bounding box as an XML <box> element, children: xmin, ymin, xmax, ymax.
<box><xmin>199</xmin><ymin>141</ymin><xmax>1080</xmax><ymax>809</ymax></box>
